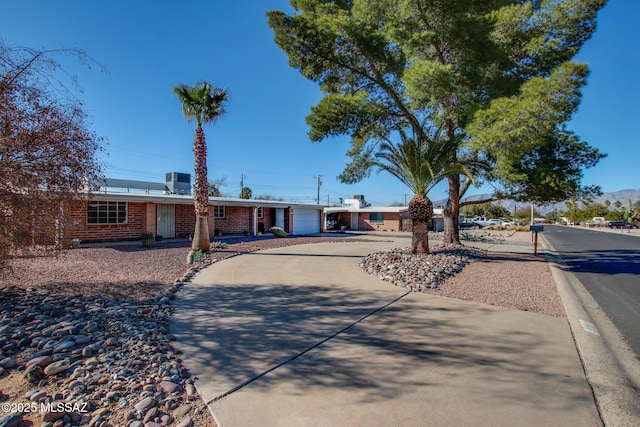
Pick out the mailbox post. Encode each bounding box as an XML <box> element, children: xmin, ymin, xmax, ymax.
<box><xmin>529</xmin><ymin>225</ymin><xmax>544</xmax><ymax>256</ymax></box>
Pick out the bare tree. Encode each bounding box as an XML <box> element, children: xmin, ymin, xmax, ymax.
<box><xmin>0</xmin><ymin>41</ymin><xmax>104</xmax><ymax>270</ymax></box>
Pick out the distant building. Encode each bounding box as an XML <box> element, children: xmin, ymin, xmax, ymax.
<box><xmin>324</xmin><ymin>195</ymin><xmax>445</xmax><ymax>232</ymax></box>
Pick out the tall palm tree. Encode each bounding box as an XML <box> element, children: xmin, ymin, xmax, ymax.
<box><xmin>174</xmin><ymin>81</ymin><xmax>228</xmax><ymax>250</ymax></box>
<box><xmin>374</xmin><ymin>128</ymin><xmax>476</xmax><ymax>254</ymax></box>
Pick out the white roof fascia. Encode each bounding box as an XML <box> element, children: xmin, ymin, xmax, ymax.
<box><xmin>325</xmin><ymin>206</ymin><xmax>408</xmax><ymax>213</ymax></box>
<box><xmin>89</xmin><ymin>192</ymin><xmax>324</xmax><ymax>209</ymax></box>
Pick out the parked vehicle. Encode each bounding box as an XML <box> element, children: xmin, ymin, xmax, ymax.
<box><xmin>471</xmin><ymin>216</ymin><xmax>488</xmax><ymax>227</ymax></box>
<box><xmin>459</xmin><ymin>220</ymin><xmax>480</xmax><ymax>229</ymax></box>
<box><xmin>486</xmin><ymin>219</ymin><xmax>502</xmax><ymax>226</ymax></box>
<box><xmin>501</xmin><ymin>220</ymin><xmax>515</xmax><ymax>227</ymax></box>
<box><xmin>607</xmin><ymin>220</ymin><xmax>638</xmax><ymax>229</ymax></box>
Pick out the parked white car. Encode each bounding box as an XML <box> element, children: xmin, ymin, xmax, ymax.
<box><xmin>501</xmin><ymin>220</ymin><xmax>515</xmax><ymax>226</ymax></box>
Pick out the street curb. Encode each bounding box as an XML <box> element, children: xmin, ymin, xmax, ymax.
<box><xmin>540</xmin><ymin>234</ymin><xmax>640</xmax><ymax>427</ymax></box>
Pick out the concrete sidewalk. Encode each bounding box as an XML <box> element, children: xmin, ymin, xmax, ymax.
<box><xmin>171</xmin><ymin>236</ymin><xmax>601</xmax><ymax>427</ymax></box>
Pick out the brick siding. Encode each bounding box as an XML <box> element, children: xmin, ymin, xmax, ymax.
<box><xmin>65</xmin><ymin>201</ymin><xmax>147</xmax><ymax>242</ymax></box>
<box><xmin>335</xmin><ymin>211</ymin><xmax>407</xmax><ymax>232</ymax></box>
<box><xmin>66</xmin><ymin>201</ymin><xmax>296</xmax><ymax>242</ymax></box>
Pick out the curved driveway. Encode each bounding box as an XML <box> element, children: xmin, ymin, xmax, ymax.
<box><xmin>171</xmin><ymin>238</ymin><xmax>600</xmax><ymax>427</ymax></box>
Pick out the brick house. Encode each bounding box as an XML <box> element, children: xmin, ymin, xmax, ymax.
<box><xmin>325</xmin><ymin>195</ymin><xmax>444</xmax><ymax>232</ymax></box>
<box><xmin>64</xmin><ymin>175</ymin><xmax>324</xmax><ymax>243</ymax></box>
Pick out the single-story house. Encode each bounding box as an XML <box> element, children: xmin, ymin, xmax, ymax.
<box><xmin>64</xmin><ymin>174</ymin><xmax>325</xmax><ymax>243</ymax></box>
<box><xmin>324</xmin><ymin>196</ymin><xmax>445</xmax><ymax>232</ymax></box>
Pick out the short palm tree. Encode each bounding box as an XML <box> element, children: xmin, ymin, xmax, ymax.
<box><xmin>174</xmin><ymin>81</ymin><xmax>228</xmax><ymax>250</ymax></box>
<box><xmin>375</xmin><ymin>128</ymin><xmax>474</xmax><ymax>254</ymax></box>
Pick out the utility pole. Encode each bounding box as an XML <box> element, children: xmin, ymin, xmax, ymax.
<box><xmin>240</xmin><ymin>173</ymin><xmax>246</xmax><ymax>189</ymax></box>
<box><xmin>313</xmin><ymin>175</ymin><xmax>322</xmax><ymax>205</ymax></box>
<box><xmin>404</xmin><ymin>193</ymin><xmax>409</xmax><ymax>205</ymax></box>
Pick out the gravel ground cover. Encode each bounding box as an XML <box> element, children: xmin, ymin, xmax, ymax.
<box><xmin>0</xmin><ymin>232</ymin><xmax>565</xmax><ymax>427</ymax></box>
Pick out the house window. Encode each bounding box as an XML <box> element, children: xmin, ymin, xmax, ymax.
<box><xmin>369</xmin><ymin>212</ymin><xmax>384</xmax><ymax>223</ymax></box>
<box><xmin>87</xmin><ymin>201</ymin><xmax>127</xmax><ymax>224</ymax></box>
<box><xmin>214</xmin><ymin>206</ymin><xmax>225</xmax><ymax>219</ymax></box>
<box><xmin>257</xmin><ymin>207</ymin><xmax>263</xmax><ymax>219</ymax></box>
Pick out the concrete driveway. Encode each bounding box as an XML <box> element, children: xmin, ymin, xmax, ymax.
<box><xmin>171</xmin><ymin>238</ymin><xmax>601</xmax><ymax>427</ymax></box>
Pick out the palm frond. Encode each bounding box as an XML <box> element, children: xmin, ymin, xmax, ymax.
<box><xmin>173</xmin><ymin>81</ymin><xmax>228</xmax><ymax>126</ymax></box>
<box><xmin>373</xmin><ymin>126</ymin><xmax>477</xmax><ymax>197</ymax></box>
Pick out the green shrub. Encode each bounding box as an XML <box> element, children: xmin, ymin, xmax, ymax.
<box><xmin>269</xmin><ymin>226</ymin><xmax>288</xmax><ymax>238</ymax></box>
<box><xmin>141</xmin><ymin>231</ymin><xmax>156</xmax><ymax>248</ymax></box>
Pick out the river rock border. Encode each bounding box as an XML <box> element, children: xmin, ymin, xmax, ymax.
<box><xmin>360</xmin><ymin>245</ymin><xmax>486</xmax><ymax>292</ymax></box>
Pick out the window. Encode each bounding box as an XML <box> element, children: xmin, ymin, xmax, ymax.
<box><xmin>87</xmin><ymin>201</ymin><xmax>127</xmax><ymax>224</ymax></box>
<box><xmin>214</xmin><ymin>206</ymin><xmax>225</xmax><ymax>218</ymax></box>
<box><xmin>257</xmin><ymin>207</ymin><xmax>263</xmax><ymax>219</ymax></box>
<box><xmin>369</xmin><ymin>212</ymin><xmax>384</xmax><ymax>223</ymax></box>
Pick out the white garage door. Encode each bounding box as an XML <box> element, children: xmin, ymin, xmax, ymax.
<box><xmin>292</xmin><ymin>208</ymin><xmax>320</xmax><ymax>234</ymax></box>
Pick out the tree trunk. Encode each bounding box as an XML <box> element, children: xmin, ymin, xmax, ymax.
<box><xmin>408</xmin><ymin>194</ymin><xmax>433</xmax><ymax>254</ymax></box>
<box><xmin>443</xmin><ymin>174</ymin><xmax>461</xmax><ymax>245</ymax></box>
<box><xmin>192</xmin><ymin>125</ymin><xmax>210</xmax><ymax>250</ymax></box>
<box><xmin>411</xmin><ymin>219</ymin><xmax>430</xmax><ymax>254</ymax></box>
<box><xmin>193</xmin><ymin>215</ymin><xmax>210</xmax><ymax>251</ymax></box>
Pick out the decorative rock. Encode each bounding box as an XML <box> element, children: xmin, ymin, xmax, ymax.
<box><xmin>0</xmin><ymin>286</ymin><xmax>208</xmax><ymax>427</ymax></box>
<box><xmin>68</xmin><ymin>379</ymin><xmax>86</xmax><ymax>392</ymax></box>
<box><xmin>92</xmin><ymin>408</ymin><xmax>110</xmax><ymax>416</ymax></box>
<box><xmin>172</xmin><ymin>405</ymin><xmax>191</xmax><ymax>419</ymax></box>
<box><xmin>360</xmin><ymin>246</ymin><xmax>483</xmax><ymax>291</ymax></box>
<box><xmin>0</xmin><ymin>356</ymin><xmax>17</xmax><ymax>369</ymax></box>
<box><xmin>42</xmin><ymin>409</ymin><xmax>65</xmax><ymax>423</ymax></box>
<box><xmin>53</xmin><ymin>340</ymin><xmax>76</xmax><ymax>352</ymax></box>
<box><xmin>26</xmin><ymin>355</ymin><xmax>53</xmax><ymax>368</ymax></box>
<box><xmin>185</xmin><ymin>384</ymin><xmax>196</xmax><ymax>396</ymax></box>
<box><xmin>134</xmin><ymin>396</ymin><xmax>155</xmax><ymax>412</ymax></box>
<box><xmin>142</xmin><ymin>407</ymin><xmax>158</xmax><ymax>423</ymax></box>
<box><xmin>105</xmin><ymin>337</ymin><xmax>119</xmax><ymax>346</ymax></box>
<box><xmin>75</xmin><ymin>334</ymin><xmax>91</xmax><ymax>344</ymax></box>
<box><xmin>29</xmin><ymin>390</ymin><xmax>47</xmax><ymax>402</ymax></box>
<box><xmin>175</xmin><ymin>416</ymin><xmax>193</xmax><ymax>427</ymax></box>
<box><xmin>0</xmin><ymin>414</ymin><xmax>22</xmax><ymax>427</ymax></box>
<box><xmin>44</xmin><ymin>360</ymin><xmax>70</xmax><ymax>376</ymax></box>
<box><xmin>159</xmin><ymin>381</ymin><xmax>183</xmax><ymax>394</ymax></box>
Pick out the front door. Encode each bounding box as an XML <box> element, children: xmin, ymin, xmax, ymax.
<box><xmin>276</xmin><ymin>208</ymin><xmax>285</xmax><ymax>229</ymax></box>
<box><xmin>157</xmin><ymin>204</ymin><xmax>175</xmax><ymax>238</ymax></box>
<box><xmin>350</xmin><ymin>212</ymin><xmax>359</xmax><ymax>230</ymax></box>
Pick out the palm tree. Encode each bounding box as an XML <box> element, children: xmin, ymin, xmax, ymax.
<box><xmin>174</xmin><ymin>81</ymin><xmax>228</xmax><ymax>251</ymax></box>
<box><xmin>374</xmin><ymin>128</ymin><xmax>476</xmax><ymax>254</ymax></box>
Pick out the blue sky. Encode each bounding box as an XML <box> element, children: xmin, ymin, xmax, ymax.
<box><xmin>2</xmin><ymin>0</ymin><xmax>637</xmax><ymax>206</ymax></box>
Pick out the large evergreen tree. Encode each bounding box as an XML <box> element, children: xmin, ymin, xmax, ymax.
<box><xmin>268</xmin><ymin>0</ymin><xmax>606</xmax><ymax>245</ymax></box>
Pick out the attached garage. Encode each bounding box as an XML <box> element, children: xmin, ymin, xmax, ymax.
<box><xmin>292</xmin><ymin>208</ymin><xmax>321</xmax><ymax>234</ymax></box>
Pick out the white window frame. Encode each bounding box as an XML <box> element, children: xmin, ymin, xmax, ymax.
<box><xmin>87</xmin><ymin>201</ymin><xmax>127</xmax><ymax>224</ymax></box>
<box><xmin>257</xmin><ymin>207</ymin><xmax>263</xmax><ymax>219</ymax></box>
<box><xmin>214</xmin><ymin>205</ymin><xmax>225</xmax><ymax>219</ymax></box>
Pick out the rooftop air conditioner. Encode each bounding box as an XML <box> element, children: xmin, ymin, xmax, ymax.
<box><xmin>166</xmin><ymin>172</ymin><xmax>191</xmax><ymax>195</ymax></box>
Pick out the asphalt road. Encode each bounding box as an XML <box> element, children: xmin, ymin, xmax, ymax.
<box><xmin>543</xmin><ymin>225</ymin><xmax>640</xmax><ymax>355</ymax></box>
